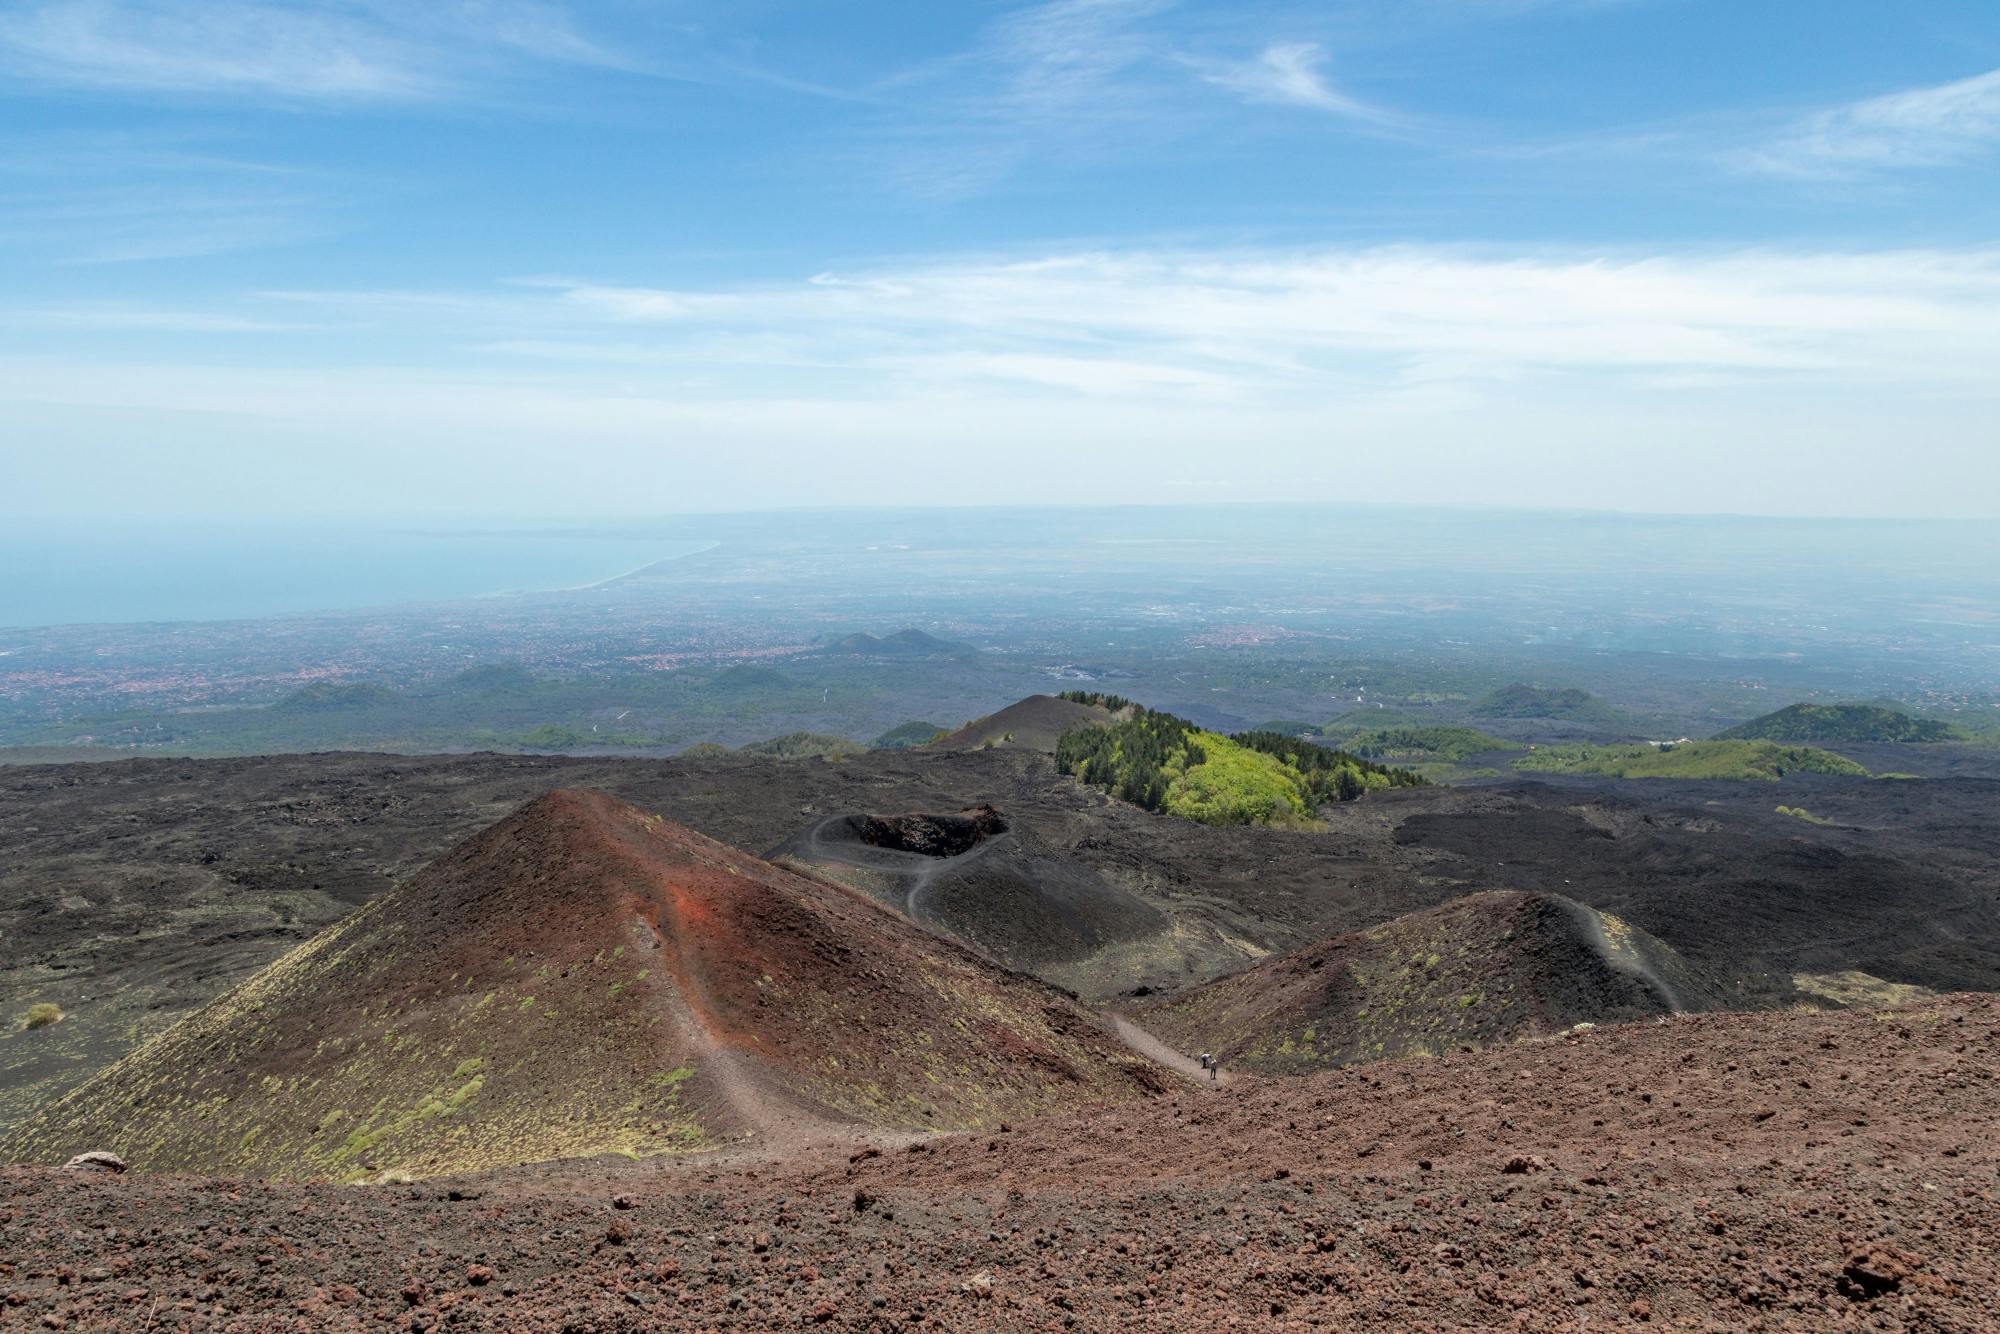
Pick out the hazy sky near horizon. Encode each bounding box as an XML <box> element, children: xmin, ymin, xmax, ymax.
<box><xmin>3</xmin><ymin>0</ymin><xmax>1999</xmax><ymax>520</ymax></box>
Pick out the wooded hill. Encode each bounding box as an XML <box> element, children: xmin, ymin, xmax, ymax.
<box><xmin>1053</xmin><ymin>694</ymin><xmax>1424</xmax><ymax>827</ymax></box>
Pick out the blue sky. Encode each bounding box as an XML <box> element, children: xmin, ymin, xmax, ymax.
<box><xmin>3</xmin><ymin>0</ymin><xmax>1998</xmax><ymax>519</ymax></box>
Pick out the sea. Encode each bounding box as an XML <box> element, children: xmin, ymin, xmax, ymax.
<box><xmin>0</xmin><ymin>522</ymin><xmax>717</xmax><ymax>629</ymax></box>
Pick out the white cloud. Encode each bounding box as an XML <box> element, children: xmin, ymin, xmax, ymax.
<box><xmin>15</xmin><ymin>241</ymin><xmax>1999</xmax><ymax>517</ymax></box>
<box><xmin>985</xmin><ymin>0</ymin><xmax>1171</xmax><ymax>115</ymax></box>
<box><xmin>0</xmin><ymin>0</ymin><xmax>623</xmax><ymax>103</ymax></box>
<box><xmin>1201</xmin><ymin>42</ymin><xmax>1391</xmax><ymax>122</ymax></box>
<box><xmin>850</xmin><ymin>0</ymin><xmax>1180</xmax><ymax>200</ymax></box>
<box><xmin>548</xmin><ymin>247</ymin><xmax>2000</xmax><ymax>392</ymax></box>
<box><xmin>853</xmin><ymin>1</ymin><xmax>1410</xmax><ymax>200</ymax></box>
<box><xmin>1744</xmin><ymin>67</ymin><xmax>2000</xmax><ymax>178</ymax></box>
<box><xmin>143</xmin><ymin>243</ymin><xmax>2000</xmax><ymax>405</ymax></box>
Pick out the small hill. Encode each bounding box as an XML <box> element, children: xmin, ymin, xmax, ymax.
<box><xmin>1471</xmin><ymin>685</ymin><xmax>1618</xmax><ymax>723</ymax></box>
<box><xmin>934</xmin><ymin>694</ymin><xmax>1121</xmax><ymax>753</ymax></box>
<box><xmin>1718</xmin><ymin>703</ymin><xmax>1957</xmax><ymax>745</ymax></box>
<box><xmin>1514</xmin><ymin>739</ymin><xmax>1868</xmax><ymax>781</ymax></box>
<box><xmin>0</xmin><ymin>791</ymin><xmax>1165</xmax><ymax>1180</ymax></box>
<box><xmin>823</xmin><ymin>629</ymin><xmax>968</xmax><ymax>657</ymax></box>
<box><xmin>736</xmin><ymin>732</ymin><xmax>862</xmax><ymax>760</ymax></box>
<box><xmin>271</xmin><ymin>681</ymin><xmax>398</xmax><ymax>713</ymax></box>
<box><xmin>1141</xmin><ymin>891</ymin><xmax>1719</xmax><ymax>1073</ymax></box>
<box><xmin>871</xmin><ymin>721</ymin><xmax>947</xmax><ymax>749</ymax></box>
<box><xmin>1053</xmin><ymin>705</ymin><xmax>1425</xmax><ymax>827</ymax></box>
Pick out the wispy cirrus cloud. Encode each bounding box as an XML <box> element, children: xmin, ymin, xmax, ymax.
<box><xmin>18</xmin><ymin>304</ymin><xmax>312</xmax><ymax>331</ymax></box>
<box><xmin>852</xmin><ymin>0</ymin><xmax>1414</xmax><ymax>199</ymax></box>
<box><xmin>0</xmin><ymin>0</ymin><xmax>626</xmax><ymax>104</ymax></box>
<box><xmin>0</xmin><ymin>127</ymin><xmax>338</xmax><ymax>261</ymax></box>
<box><xmin>1742</xmin><ymin>66</ymin><xmax>2000</xmax><ymax>179</ymax></box>
<box><xmin>853</xmin><ymin>0</ymin><xmax>1179</xmax><ymax>199</ymax></box>
<box><xmin>240</xmin><ymin>243</ymin><xmax>2000</xmax><ymax>400</ymax></box>
<box><xmin>980</xmin><ymin>0</ymin><xmax>1173</xmax><ymax>116</ymax></box>
<box><xmin>1198</xmin><ymin>42</ymin><xmax>1395</xmax><ymax>123</ymax></box>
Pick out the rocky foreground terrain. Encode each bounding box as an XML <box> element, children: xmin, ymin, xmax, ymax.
<box><xmin>5</xmin><ymin>994</ymin><xmax>1996</xmax><ymax>1331</ymax></box>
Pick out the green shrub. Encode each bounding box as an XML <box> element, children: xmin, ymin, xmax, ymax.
<box><xmin>23</xmin><ymin>1002</ymin><xmax>63</xmax><ymax>1030</ymax></box>
<box><xmin>1232</xmin><ymin>731</ymin><xmax>1427</xmax><ymax>802</ymax></box>
<box><xmin>1056</xmin><ymin>690</ymin><xmax>1133</xmax><ymax>712</ymax></box>
<box><xmin>1163</xmin><ymin>735</ymin><xmax>1311</xmax><ymax>826</ymax></box>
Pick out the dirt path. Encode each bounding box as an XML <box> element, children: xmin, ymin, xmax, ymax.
<box><xmin>630</xmin><ymin>916</ymin><xmax>860</xmax><ymax>1159</ymax></box>
<box><xmin>1568</xmin><ymin>898</ymin><xmax>1686</xmax><ymax>1013</ymax></box>
<box><xmin>1107</xmin><ymin>1014</ymin><xmax>1230</xmax><ymax>1086</ymax></box>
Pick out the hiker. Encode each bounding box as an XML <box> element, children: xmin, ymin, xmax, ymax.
<box><xmin>1200</xmin><ymin>1051</ymin><xmax>1217</xmax><ymax>1082</ymax></box>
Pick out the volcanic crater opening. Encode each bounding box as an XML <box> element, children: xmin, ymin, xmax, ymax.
<box><xmin>851</xmin><ymin>806</ymin><xmax>1008</xmax><ymax>858</ymax></box>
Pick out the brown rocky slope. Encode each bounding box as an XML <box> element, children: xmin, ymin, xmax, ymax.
<box><xmin>932</xmin><ymin>694</ymin><xmax>1121</xmax><ymax>753</ymax></box>
<box><xmin>0</xmin><ymin>790</ymin><xmax>1165</xmax><ymax>1181</ymax></box>
<box><xmin>1142</xmin><ymin>890</ymin><xmax>1724</xmax><ymax>1073</ymax></box>
<box><xmin>1</xmin><ymin>994</ymin><xmax>1995</xmax><ymax>1330</ymax></box>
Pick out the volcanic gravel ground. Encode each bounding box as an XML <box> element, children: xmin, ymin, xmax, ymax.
<box><xmin>5</xmin><ymin>996</ymin><xmax>1997</xmax><ymax>1331</ymax></box>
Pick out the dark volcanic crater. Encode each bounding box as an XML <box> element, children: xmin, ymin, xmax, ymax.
<box><xmin>768</xmin><ymin>804</ymin><xmax>1177</xmax><ymax>991</ymax></box>
<box><xmin>850</xmin><ymin>805</ymin><xmax>1008</xmax><ymax>858</ymax></box>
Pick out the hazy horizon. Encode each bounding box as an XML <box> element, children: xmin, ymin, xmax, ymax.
<box><xmin>7</xmin><ymin>500</ymin><xmax>1999</xmax><ymax>632</ymax></box>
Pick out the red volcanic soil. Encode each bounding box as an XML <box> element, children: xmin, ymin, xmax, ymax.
<box><xmin>5</xmin><ymin>995</ymin><xmax>1997</xmax><ymax>1330</ymax></box>
<box><xmin>0</xmin><ymin>791</ymin><xmax>1164</xmax><ymax>1180</ymax></box>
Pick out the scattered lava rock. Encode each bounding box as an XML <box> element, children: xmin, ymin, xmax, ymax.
<box><xmin>1842</xmin><ymin>1245</ymin><xmax>1921</xmax><ymax>1298</ymax></box>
